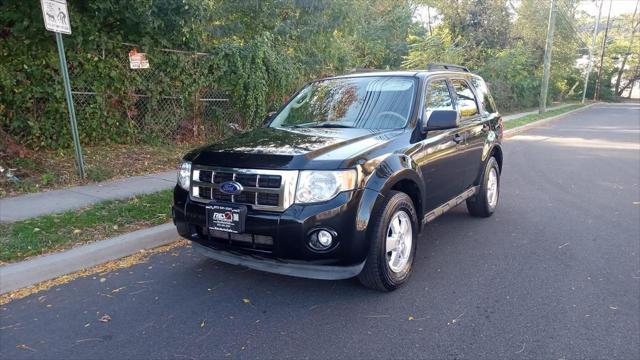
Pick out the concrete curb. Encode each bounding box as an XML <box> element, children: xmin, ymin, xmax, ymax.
<box><xmin>0</xmin><ymin>223</ymin><xmax>178</xmax><ymax>294</ymax></box>
<box><xmin>504</xmin><ymin>103</ymin><xmax>598</xmax><ymax>138</ymax></box>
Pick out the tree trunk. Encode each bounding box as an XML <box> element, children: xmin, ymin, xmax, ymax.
<box><xmin>614</xmin><ymin>0</ymin><xmax>639</xmax><ymax>95</ymax></box>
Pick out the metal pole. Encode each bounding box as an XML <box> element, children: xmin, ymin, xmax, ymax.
<box><xmin>427</xmin><ymin>6</ymin><xmax>433</xmax><ymax>36</ymax></box>
<box><xmin>539</xmin><ymin>0</ymin><xmax>557</xmax><ymax>114</ymax></box>
<box><xmin>582</xmin><ymin>0</ymin><xmax>603</xmax><ymax>104</ymax></box>
<box><xmin>55</xmin><ymin>32</ymin><xmax>85</xmax><ymax>178</ymax></box>
<box><xmin>594</xmin><ymin>0</ymin><xmax>613</xmax><ymax>101</ymax></box>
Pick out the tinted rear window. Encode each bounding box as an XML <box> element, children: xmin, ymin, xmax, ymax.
<box><xmin>470</xmin><ymin>77</ymin><xmax>497</xmax><ymax>114</ymax></box>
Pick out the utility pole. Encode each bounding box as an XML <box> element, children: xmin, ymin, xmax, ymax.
<box><xmin>427</xmin><ymin>6</ymin><xmax>433</xmax><ymax>36</ymax></box>
<box><xmin>582</xmin><ymin>0</ymin><xmax>604</xmax><ymax>103</ymax></box>
<box><xmin>539</xmin><ymin>0</ymin><xmax>558</xmax><ymax>114</ymax></box>
<box><xmin>594</xmin><ymin>0</ymin><xmax>613</xmax><ymax>101</ymax></box>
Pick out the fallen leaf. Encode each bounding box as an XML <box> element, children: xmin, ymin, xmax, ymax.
<box><xmin>16</xmin><ymin>344</ymin><xmax>36</xmax><ymax>352</ymax></box>
<box><xmin>98</xmin><ymin>314</ymin><xmax>111</xmax><ymax>323</ymax></box>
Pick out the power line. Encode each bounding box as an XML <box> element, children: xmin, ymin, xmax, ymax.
<box><xmin>554</xmin><ymin>3</ymin><xmax>592</xmax><ymax>48</ymax></box>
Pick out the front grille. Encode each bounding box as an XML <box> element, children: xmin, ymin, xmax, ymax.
<box><xmin>214</xmin><ymin>172</ymin><xmax>233</xmax><ymax>184</ymax></box>
<box><xmin>257</xmin><ymin>193</ymin><xmax>279</xmax><ymax>206</ymax></box>
<box><xmin>208</xmin><ymin>229</ymin><xmax>274</xmax><ymax>251</ymax></box>
<box><xmin>190</xmin><ymin>166</ymin><xmax>298</xmax><ymax>212</ymax></box>
<box><xmin>258</xmin><ymin>175</ymin><xmax>281</xmax><ymax>188</ymax></box>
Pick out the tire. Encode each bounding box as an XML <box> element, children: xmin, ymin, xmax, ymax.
<box><xmin>466</xmin><ymin>156</ymin><xmax>500</xmax><ymax>217</ymax></box>
<box><xmin>358</xmin><ymin>191</ymin><xmax>418</xmax><ymax>291</ymax></box>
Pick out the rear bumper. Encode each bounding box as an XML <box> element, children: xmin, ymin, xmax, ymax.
<box><xmin>192</xmin><ymin>243</ymin><xmax>365</xmax><ymax>280</ymax></box>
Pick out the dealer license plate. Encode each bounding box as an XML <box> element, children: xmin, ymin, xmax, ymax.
<box><xmin>206</xmin><ymin>203</ymin><xmax>247</xmax><ymax>233</ymax></box>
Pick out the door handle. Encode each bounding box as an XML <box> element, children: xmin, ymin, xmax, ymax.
<box><xmin>453</xmin><ymin>133</ymin><xmax>464</xmax><ymax>144</ymax></box>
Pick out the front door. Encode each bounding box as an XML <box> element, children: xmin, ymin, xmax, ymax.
<box><xmin>417</xmin><ymin>78</ymin><xmax>469</xmax><ymax>212</ymax></box>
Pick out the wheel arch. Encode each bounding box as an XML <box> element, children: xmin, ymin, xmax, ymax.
<box><xmin>490</xmin><ymin>144</ymin><xmax>503</xmax><ymax>173</ymax></box>
<box><xmin>360</xmin><ymin>154</ymin><xmax>426</xmax><ymax>233</ymax></box>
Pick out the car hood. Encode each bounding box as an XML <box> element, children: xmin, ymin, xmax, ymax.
<box><xmin>185</xmin><ymin>126</ymin><xmax>407</xmax><ymax>170</ymax></box>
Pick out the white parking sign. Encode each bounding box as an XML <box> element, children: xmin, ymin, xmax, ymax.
<box><xmin>40</xmin><ymin>0</ymin><xmax>71</xmax><ymax>34</ymax></box>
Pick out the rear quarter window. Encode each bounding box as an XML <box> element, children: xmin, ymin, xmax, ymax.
<box><xmin>451</xmin><ymin>79</ymin><xmax>479</xmax><ymax>119</ymax></box>
<box><xmin>470</xmin><ymin>77</ymin><xmax>497</xmax><ymax>114</ymax></box>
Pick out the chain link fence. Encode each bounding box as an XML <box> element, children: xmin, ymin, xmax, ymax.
<box><xmin>67</xmin><ymin>43</ymin><xmax>239</xmax><ymax>145</ymax></box>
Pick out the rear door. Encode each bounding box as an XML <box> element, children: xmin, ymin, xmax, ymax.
<box><xmin>450</xmin><ymin>78</ymin><xmax>486</xmax><ymax>189</ymax></box>
<box><xmin>417</xmin><ymin>77</ymin><xmax>468</xmax><ymax>212</ymax></box>
<box><xmin>468</xmin><ymin>76</ymin><xmax>501</xmax><ymax>183</ymax></box>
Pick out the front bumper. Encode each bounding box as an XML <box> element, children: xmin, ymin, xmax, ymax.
<box><xmin>172</xmin><ymin>186</ymin><xmax>378</xmax><ymax>278</ymax></box>
<box><xmin>192</xmin><ymin>243</ymin><xmax>365</xmax><ymax>280</ymax></box>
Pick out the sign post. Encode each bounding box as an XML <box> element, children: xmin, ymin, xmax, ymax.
<box><xmin>40</xmin><ymin>0</ymin><xmax>85</xmax><ymax>178</ymax></box>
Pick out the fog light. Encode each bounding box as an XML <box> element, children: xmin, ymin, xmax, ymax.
<box><xmin>309</xmin><ymin>229</ymin><xmax>334</xmax><ymax>251</ymax></box>
<box><xmin>317</xmin><ymin>230</ymin><xmax>333</xmax><ymax>246</ymax></box>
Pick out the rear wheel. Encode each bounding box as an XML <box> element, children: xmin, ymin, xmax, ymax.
<box><xmin>466</xmin><ymin>156</ymin><xmax>500</xmax><ymax>217</ymax></box>
<box><xmin>358</xmin><ymin>191</ymin><xmax>418</xmax><ymax>291</ymax></box>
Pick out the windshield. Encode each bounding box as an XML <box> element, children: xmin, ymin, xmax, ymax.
<box><xmin>269</xmin><ymin>76</ymin><xmax>417</xmax><ymax>129</ymax></box>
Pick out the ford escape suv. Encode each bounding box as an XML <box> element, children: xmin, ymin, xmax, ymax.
<box><xmin>172</xmin><ymin>64</ymin><xmax>503</xmax><ymax>291</ymax></box>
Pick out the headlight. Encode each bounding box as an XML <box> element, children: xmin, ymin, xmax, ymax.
<box><xmin>295</xmin><ymin>170</ymin><xmax>357</xmax><ymax>204</ymax></box>
<box><xmin>177</xmin><ymin>161</ymin><xmax>191</xmax><ymax>191</ymax></box>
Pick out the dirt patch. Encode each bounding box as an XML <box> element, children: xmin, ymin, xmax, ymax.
<box><xmin>1</xmin><ymin>143</ymin><xmax>195</xmax><ymax>197</ymax></box>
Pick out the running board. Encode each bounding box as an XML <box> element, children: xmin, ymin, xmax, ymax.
<box><xmin>423</xmin><ymin>186</ymin><xmax>478</xmax><ymax>224</ymax></box>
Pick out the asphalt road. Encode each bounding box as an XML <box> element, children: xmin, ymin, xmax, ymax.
<box><xmin>2</xmin><ymin>104</ymin><xmax>639</xmax><ymax>360</ymax></box>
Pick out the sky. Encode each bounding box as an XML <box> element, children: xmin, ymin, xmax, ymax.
<box><xmin>579</xmin><ymin>0</ymin><xmax>639</xmax><ymax>17</ymax></box>
<box><xmin>414</xmin><ymin>0</ymin><xmax>639</xmax><ymax>25</ymax></box>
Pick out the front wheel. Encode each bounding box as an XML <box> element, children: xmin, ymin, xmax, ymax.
<box><xmin>466</xmin><ymin>156</ymin><xmax>500</xmax><ymax>217</ymax></box>
<box><xmin>358</xmin><ymin>191</ymin><xmax>418</xmax><ymax>291</ymax></box>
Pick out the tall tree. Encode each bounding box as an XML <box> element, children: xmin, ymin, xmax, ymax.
<box><xmin>614</xmin><ymin>0</ymin><xmax>640</xmax><ymax>95</ymax></box>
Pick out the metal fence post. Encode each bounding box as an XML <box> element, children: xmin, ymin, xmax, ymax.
<box><xmin>55</xmin><ymin>32</ymin><xmax>85</xmax><ymax>178</ymax></box>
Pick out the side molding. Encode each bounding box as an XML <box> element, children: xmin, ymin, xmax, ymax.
<box><xmin>423</xmin><ymin>186</ymin><xmax>478</xmax><ymax>223</ymax></box>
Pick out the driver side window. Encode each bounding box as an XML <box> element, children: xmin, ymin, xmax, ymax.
<box><xmin>425</xmin><ymin>80</ymin><xmax>454</xmax><ymax>120</ymax></box>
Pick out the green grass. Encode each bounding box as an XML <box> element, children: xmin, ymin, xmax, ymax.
<box><xmin>504</xmin><ymin>104</ymin><xmax>585</xmax><ymax>130</ymax></box>
<box><xmin>0</xmin><ymin>190</ymin><xmax>173</xmax><ymax>263</ymax></box>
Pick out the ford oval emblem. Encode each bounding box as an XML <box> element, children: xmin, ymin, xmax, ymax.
<box><xmin>219</xmin><ymin>181</ymin><xmax>243</xmax><ymax>195</ymax></box>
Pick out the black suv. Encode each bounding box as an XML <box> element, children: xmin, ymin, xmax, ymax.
<box><xmin>172</xmin><ymin>64</ymin><xmax>503</xmax><ymax>291</ymax></box>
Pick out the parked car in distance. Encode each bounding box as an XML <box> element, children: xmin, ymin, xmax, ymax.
<box><xmin>172</xmin><ymin>64</ymin><xmax>504</xmax><ymax>291</ymax></box>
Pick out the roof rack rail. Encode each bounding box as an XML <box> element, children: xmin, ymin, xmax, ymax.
<box><xmin>427</xmin><ymin>63</ymin><xmax>470</xmax><ymax>72</ymax></box>
<box><xmin>346</xmin><ymin>68</ymin><xmax>381</xmax><ymax>74</ymax></box>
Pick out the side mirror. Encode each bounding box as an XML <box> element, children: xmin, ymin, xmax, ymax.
<box><xmin>424</xmin><ymin>110</ymin><xmax>459</xmax><ymax>131</ymax></box>
<box><xmin>262</xmin><ymin>111</ymin><xmax>277</xmax><ymax>127</ymax></box>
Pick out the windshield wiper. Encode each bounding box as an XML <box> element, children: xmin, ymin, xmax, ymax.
<box><xmin>293</xmin><ymin>122</ymin><xmax>355</xmax><ymax>128</ymax></box>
